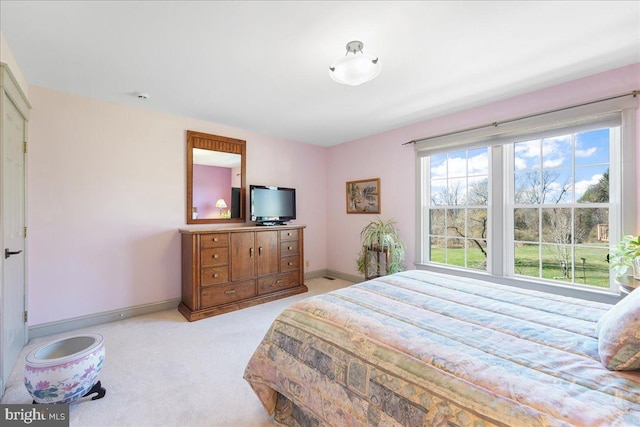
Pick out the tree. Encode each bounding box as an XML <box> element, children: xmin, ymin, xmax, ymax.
<box><xmin>431</xmin><ymin>179</ymin><xmax>488</xmax><ymax>257</ymax></box>
<box><xmin>514</xmin><ymin>171</ymin><xmax>573</xmax><ymax>277</ymax></box>
<box><xmin>515</xmin><ymin>170</ymin><xmax>571</xmax><ymax>205</ymax></box>
<box><xmin>578</xmin><ymin>170</ymin><xmax>609</xmax><ymax>203</ymax></box>
<box><xmin>574</xmin><ymin>170</ymin><xmax>609</xmax><ymax>244</ymax></box>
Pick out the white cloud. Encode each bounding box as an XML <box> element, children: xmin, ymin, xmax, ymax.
<box><xmin>542</xmin><ymin>136</ymin><xmax>571</xmax><ymax>169</ymax></box>
<box><xmin>515</xmin><ymin>140</ymin><xmax>539</xmax><ymax>157</ymax></box>
<box><xmin>446</xmin><ymin>157</ymin><xmax>468</xmax><ymax>177</ymax></box>
<box><xmin>468</xmin><ymin>152</ymin><xmax>488</xmax><ymax>175</ymax></box>
<box><xmin>543</xmin><ymin>158</ymin><xmax>564</xmax><ymax>168</ymax></box>
<box><xmin>575</xmin><ymin>147</ymin><xmax>597</xmax><ymax>157</ymax></box>
<box><xmin>430</xmin><ymin>152</ymin><xmax>488</xmax><ymax>179</ymax></box>
<box><xmin>575</xmin><ymin>173</ymin><xmax>603</xmax><ymax>198</ymax></box>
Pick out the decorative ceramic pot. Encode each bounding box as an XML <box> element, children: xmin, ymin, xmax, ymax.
<box><xmin>24</xmin><ymin>334</ymin><xmax>105</xmax><ymax>404</ymax></box>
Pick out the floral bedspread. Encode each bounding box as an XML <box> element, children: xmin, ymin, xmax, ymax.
<box><xmin>243</xmin><ymin>270</ymin><xmax>640</xmax><ymax>427</ymax></box>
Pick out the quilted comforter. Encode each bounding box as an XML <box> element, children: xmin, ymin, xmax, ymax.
<box><xmin>243</xmin><ymin>270</ymin><xmax>640</xmax><ymax>426</ymax></box>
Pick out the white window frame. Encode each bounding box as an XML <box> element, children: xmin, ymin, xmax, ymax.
<box><xmin>503</xmin><ymin>128</ymin><xmax>618</xmax><ymax>288</ymax></box>
<box><xmin>421</xmin><ymin>149</ymin><xmax>490</xmax><ymax>271</ymax></box>
<box><xmin>415</xmin><ymin>96</ymin><xmax>637</xmax><ymax>304</ymax></box>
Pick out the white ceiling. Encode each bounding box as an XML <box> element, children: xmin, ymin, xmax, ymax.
<box><xmin>1</xmin><ymin>1</ymin><xmax>639</xmax><ymax>147</ymax></box>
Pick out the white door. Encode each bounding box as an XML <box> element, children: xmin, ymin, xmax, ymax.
<box><xmin>1</xmin><ymin>90</ymin><xmax>27</xmax><ymax>396</ymax></box>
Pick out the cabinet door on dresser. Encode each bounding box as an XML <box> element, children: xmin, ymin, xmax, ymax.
<box><xmin>230</xmin><ymin>231</ymin><xmax>256</xmax><ymax>281</ymax></box>
<box><xmin>256</xmin><ymin>230</ymin><xmax>279</xmax><ymax>277</ymax></box>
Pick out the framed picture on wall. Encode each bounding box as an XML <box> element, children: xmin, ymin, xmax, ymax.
<box><xmin>346</xmin><ymin>178</ymin><xmax>380</xmax><ymax>214</ymax></box>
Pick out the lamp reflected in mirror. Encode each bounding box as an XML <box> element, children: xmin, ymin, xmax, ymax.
<box><xmin>215</xmin><ymin>198</ymin><xmax>228</xmax><ymax>218</ymax></box>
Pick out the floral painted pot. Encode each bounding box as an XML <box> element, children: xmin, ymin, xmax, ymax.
<box><xmin>24</xmin><ymin>333</ymin><xmax>105</xmax><ymax>404</ymax></box>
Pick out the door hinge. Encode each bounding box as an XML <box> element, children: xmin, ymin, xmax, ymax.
<box><xmin>24</xmin><ymin>141</ymin><xmax>27</xmax><ymax>154</ymax></box>
<box><xmin>24</xmin><ymin>311</ymin><xmax>28</xmax><ymax>323</ymax></box>
<box><xmin>24</xmin><ymin>226</ymin><xmax>27</xmax><ymax>238</ymax></box>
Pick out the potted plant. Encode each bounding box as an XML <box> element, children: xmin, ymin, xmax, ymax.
<box><xmin>609</xmin><ymin>235</ymin><xmax>640</xmax><ymax>279</ymax></box>
<box><xmin>356</xmin><ymin>216</ymin><xmax>406</xmax><ymax>278</ymax></box>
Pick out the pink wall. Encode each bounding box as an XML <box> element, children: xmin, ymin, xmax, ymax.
<box><xmin>27</xmin><ymin>86</ymin><xmax>327</xmax><ymax>325</ymax></box>
<box><xmin>192</xmin><ymin>165</ymin><xmax>231</xmax><ymax>219</ymax></box>
<box><xmin>24</xmin><ymin>63</ymin><xmax>639</xmax><ymax>326</ymax></box>
<box><xmin>327</xmin><ymin>63</ymin><xmax>640</xmax><ymax>276</ymax></box>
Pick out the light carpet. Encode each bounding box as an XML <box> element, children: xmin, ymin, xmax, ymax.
<box><xmin>1</xmin><ymin>277</ymin><xmax>353</xmax><ymax>427</ymax></box>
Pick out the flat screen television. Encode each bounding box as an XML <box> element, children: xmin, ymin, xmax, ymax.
<box><xmin>250</xmin><ymin>185</ymin><xmax>296</xmax><ymax>226</ymax></box>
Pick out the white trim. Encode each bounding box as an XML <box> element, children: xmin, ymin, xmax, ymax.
<box><xmin>415</xmin><ymin>262</ymin><xmax>622</xmax><ymax>305</ymax></box>
<box><xmin>490</xmin><ymin>145</ymin><xmax>504</xmax><ymax>275</ymax></box>
<box><xmin>414</xmin><ymin>94</ymin><xmax>636</xmax><ymax>154</ymax></box>
<box><xmin>415</xmin><ymin>156</ymin><xmax>424</xmax><ymax>267</ymax></box>
<box><xmin>621</xmin><ymin>108</ymin><xmax>637</xmax><ymax>234</ymax></box>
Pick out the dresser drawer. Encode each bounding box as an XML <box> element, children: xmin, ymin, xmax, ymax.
<box><xmin>200</xmin><ymin>233</ymin><xmax>229</xmax><ymax>249</ymax></box>
<box><xmin>200</xmin><ymin>267</ymin><xmax>229</xmax><ymax>286</ymax></box>
<box><xmin>280</xmin><ymin>256</ymin><xmax>299</xmax><ymax>272</ymax></box>
<box><xmin>201</xmin><ymin>248</ymin><xmax>229</xmax><ymax>267</ymax></box>
<box><xmin>258</xmin><ymin>272</ymin><xmax>300</xmax><ymax>295</ymax></box>
<box><xmin>280</xmin><ymin>240</ymin><xmax>299</xmax><ymax>257</ymax></box>
<box><xmin>280</xmin><ymin>229</ymin><xmax>299</xmax><ymax>242</ymax></box>
<box><xmin>200</xmin><ymin>280</ymin><xmax>256</xmax><ymax>308</ymax></box>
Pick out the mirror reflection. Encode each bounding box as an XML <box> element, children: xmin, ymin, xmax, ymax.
<box><xmin>192</xmin><ymin>149</ymin><xmax>242</xmax><ymax>219</ymax></box>
<box><xmin>186</xmin><ymin>130</ymin><xmax>246</xmax><ymax>224</ymax></box>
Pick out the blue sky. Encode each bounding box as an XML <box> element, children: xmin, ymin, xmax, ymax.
<box><xmin>429</xmin><ymin>127</ymin><xmax>612</xmax><ymax>205</ymax></box>
<box><xmin>514</xmin><ymin>128</ymin><xmax>610</xmax><ymax>202</ymax></box>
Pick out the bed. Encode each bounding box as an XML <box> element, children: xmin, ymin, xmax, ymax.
<box><xmin>243</xmin><ymin>270</ymin><xmax>640</xmax><ymax>426</ymax></box>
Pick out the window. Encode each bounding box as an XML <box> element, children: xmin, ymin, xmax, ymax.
<box><xmin>416</xmin><ymin>96</ymin><xmax>636</xmax><ymax>296</ymax></box>
<box><xmin>509</xmin><ymin>128</ymin><xmax>614</xmax><ymax>288</ymax></box>
<box><xmin>424</xmin><ymin>148</ymin><xmax>489</xmax><ymax>271</ymax></box>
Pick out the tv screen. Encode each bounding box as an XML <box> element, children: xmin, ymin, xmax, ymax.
<box><xmin>250</xmin><ymin>185</ymin><xmax>296</xmax><ymax>225</ymax></box>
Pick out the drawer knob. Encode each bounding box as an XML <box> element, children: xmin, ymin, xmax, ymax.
<box><xmin>224</xmin><ymin>289</ymin><xmax>236</xmax><ymax>295</ymax></box>
<box><xmin>287</xmin><ymin>232</ymin><xmax>291</xmax><ymax>236</ymax></box>
<box><xmin>288</xmin><ymin>246</ymin><xmax>292</xmax><ymax>250</ymax></box>
<box><xmin>213</xmin><ymin>238</ymin><xmax>218</xmax><ymax>242</ymax></box>
<box><xmin>288</xmin><ymin>262</ymin><xmax>293</xmax><ymax>266</ymax></box>
<box><xmin>276</xmin><ymin>279</ymin><xmax>284</xmax><ymax>284</ymax></box>
<box><xmin>214</xmin><ymin>254</ymin><xmax>219</xmax><ymax>259</ymax></box>
<box><xmin>214</xmin><ymin>273</ymin><xmax>218</xmax><ymax>278</ymax></box>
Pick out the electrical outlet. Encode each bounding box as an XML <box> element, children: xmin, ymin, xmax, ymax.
<box><xmin>305</xmin><ymin>260</ymin><xmax>310</xmax><ymax>268</ymax></box>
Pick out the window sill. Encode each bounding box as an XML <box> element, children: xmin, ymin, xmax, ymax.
<box><xmin>414</xmin><ymin>262</ymin><xmax>622</xmax><ymax>305</ymax></box>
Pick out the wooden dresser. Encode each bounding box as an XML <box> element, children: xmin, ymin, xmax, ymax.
<box><xmin>179</xmin><ymin>225</ymin><xmax>307</xmax><ymax>321</ymax></box>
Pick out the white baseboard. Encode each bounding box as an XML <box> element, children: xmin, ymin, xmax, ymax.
<box><xmin>28</xmin><ymin>298</ymin><xmax>181</xmax><ymax>340</ymax></box>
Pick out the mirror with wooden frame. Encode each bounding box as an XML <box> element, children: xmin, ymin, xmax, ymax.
<box><xmin>186</xmin><ymin>130</ymin><xmax>246</xmax><ymax>224</ymax></box>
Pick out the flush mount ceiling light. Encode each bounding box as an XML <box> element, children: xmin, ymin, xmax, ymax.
<box><xmin>329</xmin><ymin>41</ymin><xmax>381</xmax><ymax>86</ymax></box>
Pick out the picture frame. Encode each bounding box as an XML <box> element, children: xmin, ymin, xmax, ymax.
<box><xmin>346</xmin><ymin>178</ymin><xmax>380</xmax><ymax>214</ymax></box>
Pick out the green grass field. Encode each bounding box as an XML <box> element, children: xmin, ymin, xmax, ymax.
<box><xmin>431</xmin><ymin>243</ymin><xmax>610</xmax><ymax>287</ymax></box>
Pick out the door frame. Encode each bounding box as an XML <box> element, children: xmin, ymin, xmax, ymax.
<box><xmin>0</xmin><ymin>62</ymin><xmax>30</xmax><ymax>397</ymax></box>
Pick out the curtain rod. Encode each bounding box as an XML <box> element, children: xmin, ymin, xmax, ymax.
<box><xmin>402</xmin><ymin>90</ymin><xmax>639</xmax><ymax>146</ymax></box>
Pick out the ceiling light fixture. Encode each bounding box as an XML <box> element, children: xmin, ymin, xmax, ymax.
<box><xmin>329</xmin><ymin>41</ymin><xmax>381</xmax><ymax>86</ymax></box>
